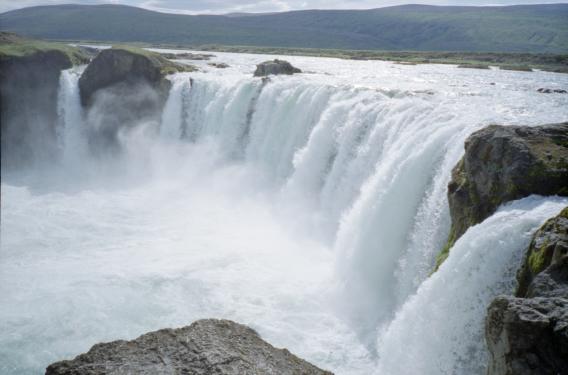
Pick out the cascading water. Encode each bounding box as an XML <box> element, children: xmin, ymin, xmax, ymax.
<box><xmin>56</xmin><ymin>67</ymin><xmax>87</xmax><ymax>167</ymax></box>
<box><xmin>1</xmin><ymin>53</ymin><xmax>567</xmax><ymax>375</ymax></box>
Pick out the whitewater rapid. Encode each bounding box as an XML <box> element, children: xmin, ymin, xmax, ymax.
<box><xmin>1</xmin><ymin>50</ymin><xmax>568</xmax><ymax>374</ymax></box>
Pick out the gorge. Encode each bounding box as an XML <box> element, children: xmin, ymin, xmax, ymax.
<box><xmin>0</xmin><ymin>40</ymin><xmax>567</xmax><ymax>374</ymax></box>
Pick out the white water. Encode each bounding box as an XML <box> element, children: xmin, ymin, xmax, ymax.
<box><xmin>1</xmin><ymin>51</ymin><xmax>568</xmax><ymax>374</ymax></box>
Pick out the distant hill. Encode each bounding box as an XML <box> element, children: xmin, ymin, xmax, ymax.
<box><xmin>1</xmin><ymin>3</ymin><xmax>568</xmax><ymax>53</ymax></box>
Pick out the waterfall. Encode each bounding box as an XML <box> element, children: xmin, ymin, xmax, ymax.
<box><xmin>56</xmin><ymin>67</ymin><xmax>86</xmax><ymax>167</ymax></box>
<box><xmin>20</xmin><ymin>66</ymin><xmax>563</xmax><ymax>375</ymax></box>
<box><xmin>376</xmin><ymin>196</ymin><xmax>568</xmax><ymax>375</ymax></box>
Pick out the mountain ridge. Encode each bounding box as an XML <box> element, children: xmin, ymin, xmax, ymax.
<box><xmin>1</xmin><ymin>3</ymin><xmax>568</xmax><ymax>53</ymax></box>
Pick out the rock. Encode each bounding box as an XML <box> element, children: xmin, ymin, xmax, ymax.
<box><xmin>78</xmin><ymin>47</ymin><xmax>195</xmax><ymax>153</ymax></box>
<box><xmin>485</xmin><ymin>296</ymin><xmax>568</xmax><ymax>375</ymax></box>
<box><xmin>46</xmin><ymin>319</ymin><xmax>333</xmax><ymax>375</ymax></box>
<box><xmin>253</xmin><ymin>59</ymin><xmax>301</xmax><ymax>77</ymax></box>
<box><xmin>485</xmin><ymin>207</ymin><xmax>568</xmax><ymax>375</ymax></box>
<box><xmin>538</xmin><ymin>88</ymin><xmax>568</xmax><ymax>94</ymax></box>
<box><xmin>0</xmin><ymin>32</ymin><xmax>88</xmax><ymax>169</ymax></box>
<box><xmin>208</xmin><ymin>62</ymin><xmax>230</xmax><ymax>69</ymax></box>
<box><xmin>435</xmin><ymin>123</ymin><xmax>568</xmax><ymax>269</ymax></box>
<box><xmin>457</xmin><ymin>64</ymin><xmax>490</xmax><ymax>69</ymax></box>
<box><xmin>161</xmin><ymin>52</ymin><xmax>215</xmax><ymax>60</ymax></box>
<box><xmin>79</xmin><ymin>47</ymin><xmax>193</xmax><ymax>107</ymax></box>
<box><xmin>517</xmin><ymin>207</ymin><xmax>568</xmax><ymax>297</ymax></box>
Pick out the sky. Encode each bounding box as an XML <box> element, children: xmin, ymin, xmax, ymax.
<box><xmin>0</xmin><ymin>0</ymin><xmax>565</xmax><ymax>14</ymax></box>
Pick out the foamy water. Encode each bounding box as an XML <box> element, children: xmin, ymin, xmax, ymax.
<box><xmin>1</xmin><ymin>50</ymin><xmax>567</xmax><ymax>374</ymax></box>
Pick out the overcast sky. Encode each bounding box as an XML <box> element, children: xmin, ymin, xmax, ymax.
<box><xmin>0</xmin><ymin>0</ymin><xmax>565</xmax><ymax>14</ymax></box>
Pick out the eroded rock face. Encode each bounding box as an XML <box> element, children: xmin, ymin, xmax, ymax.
<box><xmin>517</xmin><ymin>207</ymin><xmax>568</xmax><ymax>298</ymax></box>
<box><xmin>46</xmin><ymin>319</ymin><xmax>333</xmax><ymax>375</ymax></box>
<box><xmin>253</xmin><ymin>59</ymin><xmax>301</xmax><ymax>77</ymax></box>
<box><xmin>0</xmin><ymin>38</ymin><xmax>87</xmax><ymax>170</ymax></box>
<box><xmin>78</xmin><ymin>48</ymin><xmax>193</xmax><ymax>153</ymax></box>
<box><xmin>485</xmin><ymin>207</ymin><xmax>568</xmax><ymax>375</ymax></box>
<box><xmin>486</xmin><ymin>296</ymin><xmax>568</xmax><ymax>375</ymax></box>
<box><xmin>79</xmin><ymin>48</ymin><xmax>181</xmax><ymax>107</ymax></box>
<box><xmin>436</xmin><ymin>123</ymin><xmax>568</xmax><ymax>268</ymax></box>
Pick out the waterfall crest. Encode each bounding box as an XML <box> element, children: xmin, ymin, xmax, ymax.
<box><xmin>3</xmin><ymin>64</ymin><xmax>565</xmax><ymax>375</ymax></box>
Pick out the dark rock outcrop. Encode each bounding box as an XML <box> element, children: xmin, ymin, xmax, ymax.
<box><xmin>485</xmin><ymin>296</ymin><xmax>568</xmax><ymax>375</ymax></box>
<box><xmin>0</xmin><ymin>32</ymin><xmax>88</xmax><ymax>169</ymax></box>
<box><xmin>537</xmin><ymin>88</ymin><xmax>567</xmax><ymax>94</ymax></box>
<box><xmin>485</xmin><ymin>207</ymin><xmax>568</xmax><ymax>375</ymax></box>
<box><xmin>79</xmin><ymin>47</ymin><xmax>192</xmax><ymax>107</ymax></box>
<box><xmin>516</xmin><ymin>207</ymin><xmax>568</xmax><ymax>298</ymax></box>
<box><xmin>46</xmin><ymin>319</ymin><xmax>332</xmax><ymax>375</ymax></box>
<box><xmin>436</xmin><ymin>123</ymin><xmax>568</xmax><ymax>268</ymax></box>
<box><xmin>253</xmin><ymin>59</ymin><xmax>301</xmax><ymax>77</ymax></box>
<box><xmin>78</xmin><ymin>47</ymin><xmax>194</xmax><ymax>153</ymax></box>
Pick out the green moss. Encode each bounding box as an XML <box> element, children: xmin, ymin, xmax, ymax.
<box><xmin>433</xmin><ymin>230</ymin><xmax>457</xmax><ymax>273</ymax></box>
<box><xmin>111</xmin><ymin>45</ymin><xmax>197</xmax><ymax>75</ymax></box>
<box><xmin>528</xmin><ymin>241</ymin><xmax>549</xmax><ymax>275</ymax></box>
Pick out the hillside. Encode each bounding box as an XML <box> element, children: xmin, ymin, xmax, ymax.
<box><xmin>1</xmin><ymin>3</ymin><xmax>568</xmax><ymax>53</ymax></box>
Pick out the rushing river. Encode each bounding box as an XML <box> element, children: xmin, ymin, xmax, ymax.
<box><xmin>1</xmin><ymin>51</ymin><xmax>567</xmax><ymax>374</ymax></box>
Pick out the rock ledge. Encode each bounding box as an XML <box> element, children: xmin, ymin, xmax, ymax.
<box><xmin>46</xmin><ymin>319</ymin><xmax>333</xmax><ymax>375</ymax></box>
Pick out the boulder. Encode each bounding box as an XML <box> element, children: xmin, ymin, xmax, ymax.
<box><xmin>78</xmin><ymin>47</ymin><xmax>195</xmax><ymax>153</ymax></box>
<box><xmin>435</xmin><ymin>123</ymin><xmax>568</xmax><ymax>269</ymax></box>
<box><xmin>486</xmin><ymin>296</ymin><xmax>568</xmax><ymax>375</ymax></box>
<box><xmin>253</xmin><ymin>59</ymin><xmax>301</xmax><ymax>77</ymax></box>
<box><xmin>45</xmin><ymin>319</ymin><xmax>333</xmax><ymax>375</ymax></box>
<box><xmin>79</xmin><ymin>47</ymin><xmax>193</xmax><ymax>106</ymax></box>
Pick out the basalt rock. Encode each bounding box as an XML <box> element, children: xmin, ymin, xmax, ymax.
<box><xmin>78</xmin><ymin>47</ymin><xmax>195</xmax><ymax>153</ymax></box>
<box><xmin>485</xmin><ymin>296</ymin><xmax>568</xmax><ymax>375</ymax></box>
<box><xmin>517</xmin><ymin>207</ymin><xmax>568</xmax><ymax>298</ymax></box>
<box><xmin>485</xmin><ymin>207</ymin><xmax>568</xmax><ymax>375</ymax></box>
<box><xmin>79</xmin><ymin>47</ymin><xmax>193</xmax><ymax>107</ymax></box>
<box><xmin>435</xmin><ymin>123</ymin><xmax>568</xmax><ymax>269</ymax></box>
<box><xmin>253</xmin><ymin>59</ymin><xmax>301</xmax><ymax>77</ymax></box>
<box><xmin>46</xmin><ymin>319</ymin><xmax>332</xmax><ymax>375</ymax></box>
<box><xmin>0</xmin><ymin>32</ymin><xmax>88</xmax><ymax>170</ymax></box>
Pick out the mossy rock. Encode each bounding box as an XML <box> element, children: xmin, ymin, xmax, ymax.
<box><xmin>79</xmin><ymin>46</ymin><xmax>196</xmax><ymax>106</ymax></box>
<box><xmin>516</xmin><ymin>207</ymin><xmax>568</xmax><ymax>297</ymax></box>
<box><xmin>434</xmin><ymin>123</ymin><xmax>568</xmax><ymax>271</ymax></box>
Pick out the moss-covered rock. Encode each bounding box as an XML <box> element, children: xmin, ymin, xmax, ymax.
<box><xmin>79</xmin><ymin>46</ymin><xmax>195</xmax><ymax>107</ymax></box>
<box><xmin>0</xmin><ymin>32</ymin><xmax>88</xmax><ymax>169</ymax></box>
<box><xmin>516</xmin><ymin>207</ymin><xmax>568</xmax><ymax>297</ymax></box>
<box><xmin>435</xmin><ymin>123</ymin><xmax>568</xmax><ymax>271</ymax></box>
<box><xmin>485</xmin><ymin>207</ymin><xmax>568</xmax><ymax>375</ymax></box>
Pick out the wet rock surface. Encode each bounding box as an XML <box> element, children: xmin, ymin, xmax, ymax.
<box><xmin>436</xmin><ymin>123</ymin><xmax>568</xmax><ymax>268</ymax></box>
<box><xmin>46</xmin><ymin>319</ymin><xmax>333</xmax><ymax>375</ymax></box>
<box><xmin>253</xmin><ymin>59</ymin><xmax>301</xmax><ymax>77</ymax></box>
<box><xmin>486</xmin><ymin>207</ymin><xmax>568</xmax><ymax>375</ymax></box>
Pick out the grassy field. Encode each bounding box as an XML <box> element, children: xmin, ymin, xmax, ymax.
<box><xmin>0</xmin><ymin>32</ymin><xmax>86</xmax><ymax>64</ymax></box>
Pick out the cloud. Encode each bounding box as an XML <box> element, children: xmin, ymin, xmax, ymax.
<box><xmin>1</xmin><ymin>0</ymin><xmax>567</xmax><ymax>14</ymax></box>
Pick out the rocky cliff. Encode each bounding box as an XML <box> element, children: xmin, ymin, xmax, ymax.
<box><xmin>485</xmin><ymin>208</ymin><xmax>568</xmax><ymax>375</ymax></box>
<box><xmin>436</xmin><ymin>123</ymin><xmax>568</xmax><ymax>269</ymax></box>
<box><xmin>46</xmin><ymin>319</ymin><xmax>332</xmax><ymax>375</ymax></box>
<box><xmin>78</xmin><ymin>47</ymin><xmax>195</xmax><ymax>152</ymax></box>
<box><xmin>0</xmin><ymin>32</ymin><xmax>88</xmax><ymax>169</ymax></box>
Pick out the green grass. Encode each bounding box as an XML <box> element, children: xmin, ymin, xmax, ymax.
<box><xmin>0</xmin><ymin>32</ymin><xmax>87</xmax><ymax>64</ymax></box>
